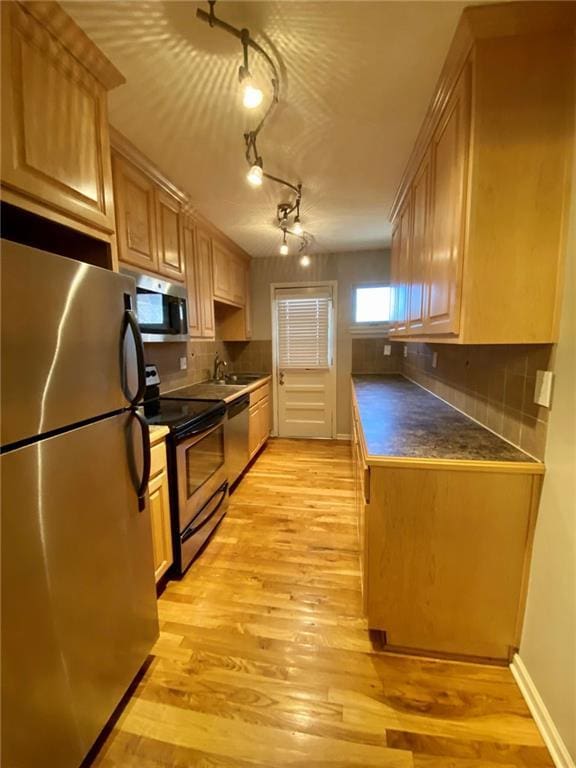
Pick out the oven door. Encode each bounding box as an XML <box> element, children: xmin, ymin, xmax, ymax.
<box><xmin>175</xmin><ymin>420</ymin><xmax>227</xmax><ymax>532</ymax></box>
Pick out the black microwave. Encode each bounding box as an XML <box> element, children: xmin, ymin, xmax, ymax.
<box><xmin>122</xmin><ymin>269</ymin><xmax>188</xmax><ymax>342</ymax></box>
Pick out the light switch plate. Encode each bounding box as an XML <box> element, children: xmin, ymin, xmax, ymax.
<box><xmin>534</xmin><ymin>370</ymin><xmax>553</xmax><ymax>408</ymax></box>
<box><xmin>179</xmin><ymin>356</ymin><xmax>188</xmax><ymax>371</ymax></box>
<box><xmin>383</xmin><ymin>344</ymin><xmax>392</xmax><ymax>357</ymax></box>
<box><xmin>432</xmin><ymin>352</ymin><xmax>438</xmax><ymax>369</ymax></box>
<box><xmin>403</xmin><ymin>345</ymin><xmax>408</xmax><ymax>358</ymax></box>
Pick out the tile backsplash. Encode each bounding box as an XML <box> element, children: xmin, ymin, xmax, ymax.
<box><xmin>144</xmin><ymin>339</ymin><xmax>272</xmax><ymax>394</ymax></box>
<box><xmin>146</xmin><ymin>336</ymin><xmax>553</xmax><ymax>460</ymax></box>
<box><xmin>351</xmin><ymin>338</ymin><xmax>403</xmax><ymax>374</ymax></box>
<box><xmin>402</xmin><ymin>343</ymin><xmax>554</xmax><ymax>460</ymax></box>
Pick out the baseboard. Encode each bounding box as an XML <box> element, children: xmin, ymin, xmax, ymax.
<box><xmin>511</xmin><ymin>654</ymin><xmax>575</xmax><ymax>768</ymax></box>
<box><xmin>336</xmin><ymin>433</ymin><xmax>351</xmax><ymax>441</ymax></box>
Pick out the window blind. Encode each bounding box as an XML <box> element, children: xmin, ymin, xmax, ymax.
<box><xmin>276</xmin><ymin>293</ymin><xmax>332</xmax><ymax>369</ymax></box>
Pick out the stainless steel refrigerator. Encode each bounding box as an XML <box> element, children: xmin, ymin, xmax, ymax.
<box><xmin>0</xmin><ymin>240</ymin><xmax>159</xmax><ymax>768</ymax></box>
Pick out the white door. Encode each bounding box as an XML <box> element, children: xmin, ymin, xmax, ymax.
<box><xmin>272</xmin><ymin>284</ymin><xmax>336</xmax><ymax>439</ymax></box>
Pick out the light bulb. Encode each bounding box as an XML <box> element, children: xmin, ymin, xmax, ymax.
<box><xmin>242</xmin><ymin>79</ymin><xmax>263</xmax><ymax>109</ymax></box>
<box><xmin>246</xmin><ymin>164</ymin><xmax>263</xmax><ymax>187</ymax></box>
<box><xmin>293</xmin><ymin>218</ymin><xmax>303</xmax><ymax>236</ymax></box>
<box><xmin>280</xmin><ymin>242</ymin><xmax>289</xmax><ymax>256</ymax></box>
<box><xmin>299</xmin><ymin>254</ymin><xmax>311</xmax><ymax>267</ymax></box>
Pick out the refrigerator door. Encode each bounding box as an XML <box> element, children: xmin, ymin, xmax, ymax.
<box><xmin>1</xmin><ymin>412</ymin><xmax>159</xmax><ymax>768</ymax></box>
<box><xmin>0</xmin><ymin>240</ymin><xmax>143</xmax><ymax>448</ymax></box>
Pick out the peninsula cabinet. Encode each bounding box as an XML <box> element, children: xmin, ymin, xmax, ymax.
<box><xmin>112</xmin><ymin>151</ymin><xmax>185</xmax><ymax>282</ymax></box>
<box><xmin>0</xmin><ymin>1</ymin><xmax>123</xmax><ymax>241</ymax></box>
<box><xmin>351</xmin><ymin>378</ymin><xmax>544</xmax><ymax>662</ymax></box>
<box><xmin>389</xmin><ymin>2</ymin><xmax>575</xmax><ymax>344</ymax></box>
<box><xmin>184</xmin><ymin>218</ymin><xmax>215</xmax><ymax>339</ymax></box>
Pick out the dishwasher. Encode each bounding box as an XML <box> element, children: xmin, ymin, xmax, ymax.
<box><xmin>225</xmin><ymin>394</ymin><xmax>250</xmax><ymax>488</ymax></box>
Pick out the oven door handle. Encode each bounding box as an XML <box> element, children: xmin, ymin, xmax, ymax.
<box><xmin>121</xmin><ymin>309</ymin><xmax>146</xmax><ymax>406</ymax></box>
<box><xmin>181</xmin><ymin>483</ymin><xmax>228</xmax><ymax>542</ymax></box>
<box><xmin>132</xmin><ymin>408</ymin><xmax>151</xmax><ymax>511</ymax></box>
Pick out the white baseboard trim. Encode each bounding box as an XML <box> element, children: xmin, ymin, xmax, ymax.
<box><xmin>336</xmin><ymin>433</ymin><xmax>351</xmax><ymax>441</ymax></box>
<box><xmin>511</xmin><ymin>654</ymin><xmax>575</xmax><ymax>768</ymax></box>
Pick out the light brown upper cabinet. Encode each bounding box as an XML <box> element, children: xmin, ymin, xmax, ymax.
<box><xmin>112</xmin><ymin>154</ymin><xmax>158</xmax><ymax>273</ymax></box>
<box><xmin>112</xmin><ymin>150</ymin><xmax>185</xmax><ymax>282</ymax></box>
<box><xmin>213</xmin><ymin>241</ymin><xmax>247</xmax><ymax>307</ymax></box>
<box><xmin>156</xmin><ymin>189</ymin><xmax>184</xmax><ymax>281</ymax></box>
<box><xmin>0</xmin><ymin>2</ymin><xmax>123</xmax><ymax>239</ymax></box>
<box><xmin>184</xmin><ymin>219</ymin><xmax>215</xmax><ymax>340</ymax></box>
<box><xmin>389</xmin><ymin>3</ymin><xmax>575</xmax><ymax>344</ymax></box>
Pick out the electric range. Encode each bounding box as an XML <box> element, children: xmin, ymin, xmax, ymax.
<box><xmin>143</xmin><ymin>366</ymin><xmax>229</xmax><ymax>576</ymax></box>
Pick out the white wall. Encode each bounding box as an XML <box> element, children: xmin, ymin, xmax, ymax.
<box><xmin>250</xmin><ymin>249</ymin><xmax>391</xmax><ymax>436</ymax></box>
<box><xmin>518</xmin><ymin>147</ymin><xmax>576</xmax><ymax>760</ymax></box>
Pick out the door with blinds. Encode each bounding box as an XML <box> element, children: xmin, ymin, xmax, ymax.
<box><xmin>273</xmin><ymin>285</ymin><xmax>336</xmax><ymax>439</ymax></box>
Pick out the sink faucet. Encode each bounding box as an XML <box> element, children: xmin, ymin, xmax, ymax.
<box><xmin>213</xmin><ymin>353</ymin><xmax>227</xmax><ymax>381</ymax></box>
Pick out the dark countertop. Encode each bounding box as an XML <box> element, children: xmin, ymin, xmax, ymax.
<box><xmin>352</xmin><ymin>375</ymin><xmax>537</xmax><ymax>464</ymax></box>
<box><xmin>163</xmin><ymin>375</ymin><xmax>271</xmax><ymax>404</ymax></box>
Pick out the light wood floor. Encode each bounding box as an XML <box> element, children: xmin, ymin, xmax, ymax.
<box><xmin>91</xmin><ymin>438</ymin><xmax>552</xmax><ymax>767</ymax></box>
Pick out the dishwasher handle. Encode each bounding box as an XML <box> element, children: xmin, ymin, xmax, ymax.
<box><xmin>227</xmin><ymin>394</ymin><xmax>250</xmax><ymax>418</ymax></box>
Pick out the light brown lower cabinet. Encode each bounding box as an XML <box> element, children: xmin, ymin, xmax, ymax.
<box><xmin>148</xmin><ymin>429</ymin><xmax>173</xmax><ymax>584</ymax></box>
<box><xmin>248</xmin><ymin>382</ymin><xmax>271</xmax><ymax>460</ymax></box>
<box><xmin>352</xmin><ymin>399</ymin><xmax>543</xmax><ymax>662</ymax></box>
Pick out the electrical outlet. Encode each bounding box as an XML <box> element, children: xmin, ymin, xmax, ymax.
<box><xmin>179</xmin><ymin>356</ymin><xmax>188</xmax><ymax>371</ymax></box>
<box><xmin>403</xmin><ymin>345</ymin><xmax>408</xmax><ymax>358</ymax></box>
<box><xmin>534</xmin><ymin>370</ymin><xmax>553</xmax><ymax>408</ymax></box>
<box><xmin>432</xmin><ymin>352</ymin><xmax>438</xmax><ymax>369</ymax></box>
<box><xmin>383</xmin><ymin>344</ymin><xmax>392</xmax><ymax>357</ymax></box>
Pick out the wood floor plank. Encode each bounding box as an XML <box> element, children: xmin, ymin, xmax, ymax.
<box><xmin>88</xmin><ymin>438</ymin><xmax>549</xmax><ymax>768</ymax></box>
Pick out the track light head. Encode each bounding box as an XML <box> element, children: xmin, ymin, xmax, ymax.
<box><xmin>247</xmin><ymin>160</ymin><xmax>263</xmax><ymax>187</ymax></box>
<box><xmin>299</xmin><ymin>254</ymin><xmax>311</xmax><ymax>267</ymax></box>
<box><xmin>279</xmin><ymin>230</ymin><xmax>289</xmax><ymax>256</ymax></box>
<box><xmin>293</xmin><ymin>216</ymin><xmax>303</xmax><ymax>236</ymax></box>
<box><xmin>239</xmin><ymin>65</ymin><xmax>263</xmax><ymax>110</ymax></box>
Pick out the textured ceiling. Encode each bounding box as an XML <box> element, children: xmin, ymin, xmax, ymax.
<box><xmin>64</xmin><ymin>1</ymin><xmax>473</xmax><ymax>257</ymax></box>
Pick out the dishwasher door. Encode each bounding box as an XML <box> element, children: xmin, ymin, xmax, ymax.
<box><xmin>225</xmin><ymin>394</ymin><xmax>250</xmax><ymax>487</ymax></box>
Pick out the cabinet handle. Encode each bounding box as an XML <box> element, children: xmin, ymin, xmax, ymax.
<box><xmin>363</xmin><ymin>467</ymin><xmax>371</xmax><ymax>504</ymax></box>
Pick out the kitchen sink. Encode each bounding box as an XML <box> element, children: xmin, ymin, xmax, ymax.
<box><xmin>224</xmin><ymin>373</ymin><xmax>266</xmax><ymax>385</ymax></box>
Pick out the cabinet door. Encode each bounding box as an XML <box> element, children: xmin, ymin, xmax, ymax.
<box><xmin>393</xmin><ymin>198</ymin><xmax>411</xmax><ymax>334</ymax></box>
<box><xmin>408</xmin><ymin>151</ymin><xmax>431</xmax><ymax>332</ymax></box>
<box><xmin>184</xmin><ymin>220</ymin><xmax>201</xmax><ymax>337</ymax></box>
<box><xmin>244</xmin><ymin>262</ymin><xmax>252</xmax><ymax>339</ymax></box>
<box><xmin>230</xmin><ymin>256</ymin><xmax>246</xmax><ymax>306</ymax></box>
<box><xmin>1</xmin><ymin>3</ymin><xmax>116</xmax><ymax>233</ymax></box>
<box><xmin>196</xmin><ymin>227</ymin><xmax>215</xmax><ymax>339</ymax></box>
<box><xmin>259</xmin><ymin>396</ymin><xmax>271</xmax><ymax>448</ymax></box>
<box><xmin>156</xmin><ymin>189</ymin><xmax>185</xmax><ymax>282</ymax></box>
<box><xmin>113</xmin><ymin>153</ymin><xmax>158</xmax><ymax>273</ymax></box>
<box><xmin>212</xmin><ymin>241</ymin><xmax>232</xmax><ymax>302</ymax></box>
<box><xmin>248</xmin><ymin>402</ymin><xmax>261</xmax><ymax>458</ymax></box>
<box><xmin>148</xmin><ymin>465</ymin><xmax>173</xmax><ymax>583</ymax></box>
<box><xmin>427</xmin><ymin>67</ymin><xmax>470</xmax><ymax>334</ymax></box>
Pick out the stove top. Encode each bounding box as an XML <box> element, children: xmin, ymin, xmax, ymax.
<box><xmin>143</xmin><ymin>397</ymin><xmax>226</xmax><ymax>439</ymax></box>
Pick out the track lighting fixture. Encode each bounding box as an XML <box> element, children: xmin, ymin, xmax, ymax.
<box><xmin>197</xmin><ymin>1</ymin><xmax>314</xmax><ymax>255</ymax></box>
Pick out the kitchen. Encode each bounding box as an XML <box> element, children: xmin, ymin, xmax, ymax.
<box><xmin>1</xmin><ymin>1</ymin><xmax>575</xmax><ymax>767</ymax></box>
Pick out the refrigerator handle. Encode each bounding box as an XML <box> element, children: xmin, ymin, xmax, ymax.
<box><xmin>131</xmin><ymin>408</ymin><xmax>151</xmax><ymax>511</ymax></box>
<box><xmin>122</xmin><ymin>309</ymin><xmax>146</xmax><ymax>406</ymax></box>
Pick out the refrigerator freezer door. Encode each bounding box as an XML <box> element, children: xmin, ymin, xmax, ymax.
<box><xmin>1</xmin><ymin>412</ymin><xmax>159</xmax><ymax>768</ymax></box>
<box><xmin>1</xmin><ymin>240</ymin><xmax>140</xmax><ymax>448</ymax></box>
